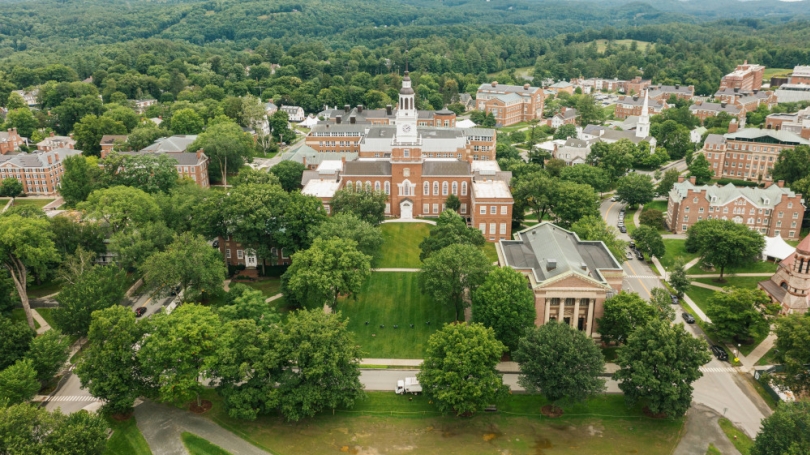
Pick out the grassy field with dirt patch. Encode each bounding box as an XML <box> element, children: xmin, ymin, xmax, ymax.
<box><xmin>718</xmin><ymin>418</ymin><xmax>753</xmax><ymax>455</ymax></box>
<box><xmin>375</xmin><ymin>223</ymin><xmax>430</xmax><ymax>268</ymax></box>
<box><xmin>692</xmin><ymin>276</ymin><xmax>766</xmax><ymax>289</ymax></box>
<box><xmin>201</xmin><ymin>391</ymin><xmax>684</xmax><ymax>455</ymax></box>
<box><xmin>339</xmin><ymin>272</ymin><xmax>454</xmax><ymax>358</ymax></box>
<box><xmin>104</xmin><ymin>417</ymin><xmax>152</xmax><ymax>455</ymax></box>
<box><xmin>244</xmin><ymin>278</ymin><xmax>282</xmax><ymax>298</ymax></box>
<box><xmin>659</xmin><ymin>239</ymin><xmax>700</xmax><ymax>271</ymax></box>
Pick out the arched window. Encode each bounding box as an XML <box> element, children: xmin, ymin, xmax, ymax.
<box><xmin>442</xmin><ymin>182</ymin><xmax>448</xmax><ymax>195</ymax></box>
<box><xmin>452</xmin><ymin>182</ymin><xmax>458</xmax><ymax>195</ymax></box>
<box><xmin>433</xmin><ymin>182</ymin><xmax>439</xmax><ymax>196</ymax></box>
<box><xmin>356</xmin><ymin>181</ymin><xmax>362</xmax><ymax>191</ymax></box>
<box><xmin>374</xmin><ymin>181</ymin><xmax>381</xmax><ymax>192</ymax></box>
<box><xmin>461</xmin><ymin>181</ymin><xmax>468</xmax><ymax>196</ymax></box>
<box><xmin>345</xmin><ymin>181</ymin><xmax>352</xmax><ymax>190</ymax></box>
<box><xmin>423</xmin><ymin>181</ymin><xmax>430</xmax><ymax>195</ymax></box>
<box><xmin>365</xmin><ymin>181</ymin><xmax>372</xmax><ymax>191</ymax></box>
<box><xmin>384</xmin><ymin>181</ymin><xmax>391</xmax><ymax>195</ymax></box>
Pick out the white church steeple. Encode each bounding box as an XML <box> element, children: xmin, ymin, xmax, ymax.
<box><xmin>636</xmin><ymin>90</ymin><xmax>651</xmax><ymax>139</ymax></box>
<box><xmin>395</xmin><ymin>70</ymin><xmax>419</xmax><ymax>144</ymax></box>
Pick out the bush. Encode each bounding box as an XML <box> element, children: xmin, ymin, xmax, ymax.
<box><xmin>639</xmin><ymin>209</ymin><xmax>665</xmax><ymax>230</ymax></box>
<box><xmin>714</xmin><ymin>178</ymin><xmax>760</xmax><ymax>188</ymax></box>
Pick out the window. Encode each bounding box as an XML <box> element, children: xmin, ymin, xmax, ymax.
<box><xmin>403</xmin><ymin>149</ymin><xmax>410</xmax><ymax>158</ymax></box>
<box><xmin>324</xmin><ymin>204</ymin><xmax>331</xmax><ymax>214</ymax></box>
<box><xmin>281</xmin><ymin>249</ymin><xmax>289</xmax><ymax>259</ymax></box>
<box><xmin>793</xmin><ymin>212</ymin><xmax>799</xmax><ymax>219</ymax></box>
<box><xmin>500</xmin><ymin>206</ymin><xmax>508</xmax><ymax>215</ymax></box>
<box><xmin>479</xmin><ymin>223</ymin><xmax>486</xmax><ymax>233</ymax></box>
<box><xmin>385</xmin><ymin>203</ymin><xmax>390</xmax><ymax>214</ymax></box>
<box><xmin>365</xmin><ymin>181</ymin><xmax>372</xmax><ymax>191</ymax></box>
<box><xmin>685</xmin><ymin>207</ymin><xmax>690</xmax><ymax>213</ymax></box>
<box><xmin>384</xmin><ymin>181</ymin><xmax>390</xmax><ymax>195</ymax></box>
<box><xmin>460</xmin><ymin>203</ymin><xmax>467</xmax><ymax>214</ymax></box>
<box><xmin>461</xmin><ymin>182</ymin><xmax>468</xmax><ymax>196</ymax></box>
<box><xmin>356</xmin><ymin>181</ymin><xmax>362</xmax><ymax>191</ymax></box>
<box><xmin>684</xmin><ymin>215</ymin><xmax>689</xmax><ymax>222</ymax></box>
<box><xmin>433</xmin><ymin>182</ymin><xmax>439</xmax><ymax>196</ymax></box>
<box><xmin>490</xmin><ymin>223</ymin><xmax>496</xmax><ymax>234</ymax></box>
<box><xmin>423</xmin><ymin>203</ymin><xmax>429</xmax><ymax>214</ymax></box>
<box><xmin>452</xmin><ymin>182</ymin><xmax>458</xmax><ymax>195</ymax></box>
<box><xmin>490</xmin><ymin>206</ymin><xmax>497</xmax><ymax>214</ymax></box>
<box><xmin>442</xmin><ymin>182</ymin><xmax>448</xmax><ymax>196</ymax></box>
<box><xmin>698</xmin><ymin>207</ymin><xmax>704</xmax><ymax>213</ymax></box>
<box><xmin>226</xmin><ymin>249</ymin><xmax>231</xmax><ymax>259</ymax></box>
<box><xmin>432</xmin><ymin>204</ymin><xmax>439</xmax><ymax>214</ymax></box>
<box><xmin>237</xmin><ymin>250</ymin><xmax>244</xmax><ymax>259</ymax></box>
<box><xmin>423</xmin><ymin>182</ymin><xmax>429</xmax><ymax>195</ymax></box>
<box><xmin>682</xmin><ymin>225</ymin><xmax>687</xmax><ymax>231</ymax></box>
<box><xmin>790</xmin><ymin>231</ymin><xmax>795</xmax><ymax>237</ymax></box>
<box><xmin>499</xmin><ymin>223</ymin><xmax>507</xmax><ymax>234</ymax></box>
<box><xmin>480</xmin><ymin>206</ymin><xmax>486</xmax><ymax>215</ymax></box>
<box><xmin>374</xmin><ymin>181</ymin><xmax>380</xmax><ymax>192</ymax></box>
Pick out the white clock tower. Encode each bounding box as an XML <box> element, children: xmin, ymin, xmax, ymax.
<box><xmin>395</xmin><ymin>71</ymin><xmax>419</xmax><ymax>144</ymax></box>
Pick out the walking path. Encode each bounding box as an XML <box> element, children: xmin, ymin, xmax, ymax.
<box><xmin>682</xmin><ymin>292</ymin><xmax>711</xmax><ymax>323</ymax></box>
<box><xmin>264</xmin><ymin>293</ymin><xmax>283</xmax><ymax>303</ymax></box>
<box><xmin>736</xmin><ymin>333</ymin><xmax>777</xmax><ymax>371</ymax></box>
<box><xmin>43</xmin><ymin>197</ymin><xmax>64</xmax><ymax>211</ymax></box>
<box><xmin>692</xmin><ymin>281</ymin><xmax>725</xmax><ymax>292</ymax></box>
<box><xmin>381</xmin><ymin>219</ymin><xmax>436</xmax><ymax>225</ymax></box>
<box><xmin>686</xmin><ymin>273</ymin><xmax>773</xmax><ymax>278</ymax></box>
<box><xmin>0</xmin><ymin>199</ymin><xmax>11</xmax><ymax>212</ymax></box>
<box><xmin>673</xmin><ymin>403</ymin><xmax>742</xmax><ymax>455</ymax></box>
<box><xmin>133</xmin><ymin>400</ymin><xmax>271</xmax><ymax>455</ymax></box>
<box><xmin>372</xmin><ymin>268</ymin><xmax>420</xmax><ymax>272</ymax></box>
<box><xmin>683</xmin><ymin>257</ymin><xmax>701</xmax><ymax>271</ymax></box>
<box><xmin>359</xmin><ymin>358</ymin><xmax>621</xmax><ymax>375</ymax></box>
<box><xmin>31</xmin><ymin>308</ymin><xmax>51</xmax><ymax>335</ymax></box>
<box><xmin>633</xmin><ymin>204</ymin><xmax>642</xmax><ymax>228</ymax></box>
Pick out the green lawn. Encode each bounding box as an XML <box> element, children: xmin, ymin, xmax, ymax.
<box><xmin>27</xmin><ymin>279</ymin><xmax>62</xmax><ymax>298</ymax></box>
<box><xmin>706</xmin><ymin>443</ymin><xmax>722</xmax><ymax>455</ymax></box>
<box><xmin>9</xmin><ymin>308</ymin><xmax>40</xmax><ymax>329</ymax></box>
<box><xmin>7</xmin><ymin>198</ymin><xmax>56</xmax><ymax>209</ymax></box>
<box><xmin>592</xmin><ymin>39</ymin><xmax>652</xmax><ymax>53</ymax></box>
<box><xmin>756</xmin><ymin>347</ymin><xmax>778</xmax><ymax>366</ymax></box>
<box><xmin>624</xmin><ymin>208</ymin><xmax>638</xmax><ymax>235</ymax></box>
<box><xmin>339</xmin><ymin>272</ymin><xmax>455</xmax><ymax>358</ymax></box>
<box><xmin>717</xmin><ymin>260</ymin><xmax>778</xmax><ymax>275</ymax></box>
<box><xmin>658</xmin><ymin>239</ymin><xmax>699</xmax><ymax>271</ymax></box>
<box><xmin>482</xmin><ymin>242</ymin><xmax>499</xmax><ymax>264</ymax></box>
<box><xmin>375</xmin><ymin>223</ymin><xmax>430</xmax><ymax>268</ymax></box>
<box><xmin>244</xmin><ymin>278</ymin><xmax>282</xmax><ymax>298</ymax></box>
<box><xmin>718</xmin><ymin>418</ymin><xmax>753</xmax><ymax>455</ymax></box>
<box><xmin>35</xmin><ymin>308</ymin><xmax>57</xmax><ymax>328</ymax></box>
<box><xmin>496</xmin><ymin>121</ymin><xmax>529</xmax><ymax>133</ymax></box>
<box><xmin>104</xmin><ymin>417</ymin><xmax>152</xmax><ymax>455</ymax></box>
<box><xmin>201</xmin><ymin>390</ymin><xmax>683</xmax><ymax>455</ymax></box>
<box><xmin>181</xmin><ymin>432</ymin><xmax>232</xmax><ymax>455</ymax></box>
<box><xmin>693</xmin><ymin>276</ymin><xmax>765</xmax><ymax>289</ymax></box>
<box><xmin>763</xmin><ymin>68</ymin><xmax>792</xmax><ymax>79</ymax></box>
<box><xmin>685</xmin><ymin>285</ymin><xmax>715</xmax><ymax>315</ymax></box>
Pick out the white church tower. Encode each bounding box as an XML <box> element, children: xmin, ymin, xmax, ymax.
<box><xmin>395</xmin><ymin>71</ymin><xmax>419</xmax><ymax>144</ymax></box>
<box><xmin>636</xmin><ymin>89</ymin><xmax>651</xmax><ymax>139</ymax></box>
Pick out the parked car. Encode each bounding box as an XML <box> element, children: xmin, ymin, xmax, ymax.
<box><xmin>635</xmin><ymin>250</ymin><xmax>644</xmax><ymax>260</ymax></box>
<box><xmin>395</xmin><ymin>377</ymin><xmax>422</xmax><ymax>395</ymax></box>
<box><xmin>629</xmin><ymin>241</ymin><xmax>636</xmax><ymax>249</ymax></box>
<box><xmin>619</xmin><ymin>226</ymin><xmax>627</xmax><ymax>233</ymax></box>
<box><xmin>711</xmin><ymin>345</ymin><xmax>729</xmax><ymax>361</ymax></box>
<box><xmin>670</xmin><ymin>294</ymin><xmax>679</xmax><ymax>304</ymax></box>
<box><xmin>135</xmin><ymin>307</ymin><xmax>147</xmax><ymax>317</ymax></box>
<box><xmin>626</xmin><ymin>251</ymin><xmax>633</xmax><ymax>259</ymax></box>
<box><xmin>611</xmin><ymin>196</ymin><xmax>618</xmax><ymax>202</ymax></box>
<box><xmin>681</xmin><ymin>312</ymin><xmax>696</xmax><ymax>324</ymax></box>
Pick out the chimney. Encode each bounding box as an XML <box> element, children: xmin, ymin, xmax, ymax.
<box><xmin>689</xmin><ymin>176</ymin><xmax>697</xmax><ymax>184</ymax></box>
<box><xmin>196</xmin><ymin>148</ymin><xmax>203</xmax><ymax>160</ymax></box>
<box><xmin>350</xmin><ymin>115</ymin><xmax>356</xmax><ymax>124</ymax></box>
<box><xmin>386</xmin><ymin>104</ymin><xmax>392</xmax><ymax>115</ymax></box>
<box><xmin>54</xmin><ymin>152</ymin><xmax>59</xmax><ymax>162</ymax></box>
<box><xmin>675</xmin><ymin>84</ymin><xmax>680</xmax><ymax>89</ymax></box>
<box><xmin>491</xmin><ymin>81</ymin><xmax>498</xmax><ymax>87</ymax></box>
<box><xmin>344</xmin><ymin>104</ymin><xmax>350</xmax><ymax>113</ymax></box>
<box><xmin>777</xmin><ymin>180</ymin><xmax>785</xmax><ymax>188</ymax></box>
<box><xmin>341</xmin><ymin>156</ymin><xmax>346</xmax><ymax>165</ymax></box>
<box><xmin>677</xmin><ymin>176</ymin><xmax>685</xmax><ymax>183</ymax></box>
<box><xmin>546</xmin><ymin>259</ymin><xmax>557</xmax><ymax>271</ymax></box>
<box><xmin>728</xmin><ymin>119</ymin><xmax>739</xmax><ymax>133</ymax></box>
<box><xmin>302</xmin><ymin>157</ymin><xmax>307</xmax><ymax>167</ymax></box>
<box><xmin>721</xmin><ymin>102</ymin><xmax>727</xmax><ymax>108</ymax></box>
<box><xmin>695</xmin><ymin>100</ymin><xmax>702</xmax><ymax>106</ymax></box>
<box><xmin>50</xmin><ymin>131</ymin><xmax>55</xmax><ymax>137</ymax></box>
<box><xmin>753</xmin><ymin>90</ymin><xmax>759</xmax><ymax>94</ymax></box>
<box><xmin>47</xmin><ymin>155</ymin><xmax>52</xmax><ymax>164</ymax></box>
<box><xmin>357</xmin><ymin>105</ymin><xmax>363</xmax><ymax>113</ymax></box>
<box><xmin>734</xmin><ymin>88</ymin><xmax>739</xmax><ymax>93</ymax></box>
<box><xmin>524</xmin><ymin>83</ymin><xmax>530</xmax><ymax>90</ymax></box>
<box><xmin>336</xmin><ymin>115</ymin><xmax>342</xmax><ymax>124</ymax></box>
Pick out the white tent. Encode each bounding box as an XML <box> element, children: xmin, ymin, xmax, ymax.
<box><xmin>762</xmin><ymin>236</ymin><xmax>795</xmax><ymax>261</ymax></box>
<box><xmin>297</xmin><ymin>115</ymin><xmax>319</xmax><ymax>128</ymax></box>
<box><xmin>455</xmin><ymin>119</ymin><xmax>476</xmax><ymax>128</ymax></box>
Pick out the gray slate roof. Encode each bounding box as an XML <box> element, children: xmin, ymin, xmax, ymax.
<box><xmin>116</xmin><ymin>151</ymin><xmax>205</xmax><ymax>166</ymax></box>
<box><xmin>726</xmin><ymin>128</ymin><xmax>810</xmax><ymax>145</ymax></box>
<box><xmin>0</xmin><ymin>148</ymin><xmax>82</xmax><ymax>168</ymax></box>
<box><xmin>690</xmin><ymin>103</ymin><xmax>741</xmax><ymax>114</ymax></box>
<box><xmin>343</xmin><ymin>161</ymin><xmax>392</xmax><ymax>176</ymax></box>
<box><xmin>477</xmin><ymin>83</ymin><xmax>540</xmax><ymax>94</ymax></box>
<box><xmin>140</xmin><ymin>135</ymin><xmax>198</xmax><ymax>153</ymax></box>
<box><xmin>422</xmin><ymin>160</ymin><xmax>470</xmax><ymax>176</ymax></box>
<box><xmin>669</xmin><ymin>181</ymin><xmax>800</xmax><ymax>209</ymax></box>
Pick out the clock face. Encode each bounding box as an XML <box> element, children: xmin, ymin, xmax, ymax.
<box><xmin>402</xmin><ymin>124</ymin><xmax>412</xmax><ymax>133</ymax></box>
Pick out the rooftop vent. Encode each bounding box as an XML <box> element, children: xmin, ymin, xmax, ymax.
<box><xmin>491</xmin><ymin>81</ymin><xmax>498</xmax><ymax>87</ymax></box>
<box><xmin>546</xmin><ymin>259</ymin><xmax>557</xmax><ymax>271</ymax></box>
<box><xmin>580</xmin><ymin>262</ymin><xmax>588</xmax><ymax>271</ymax></box>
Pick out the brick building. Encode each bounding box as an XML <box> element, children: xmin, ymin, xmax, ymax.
<box><xmin>548</xmin><ymin>107</ymin><xmax>578</xmax><ymax>128</ymax></box>
<box><xmin>759</xmin><ymin>234</ymin><xmax>810</xmax><ymax>314</ymax></box>
<box><xmin>0</xmin><ymin>128</ymin><xmax>24</xmax><ymax>155</ymax></box>
<box><xmin>475</xmin><ymin>81</ymin><xmax>545</xmax><ymax>127</ymax></box>
<box><xmin>647</xmin><ymin>84</ymin><xmax>695</xmax><ymax>102</ymax></box>
<box><xmin>789</xmin><ymin>65</ymin><xmax>810</xmax><ymax>85</ymax></box>
<box><xmin>666</xmin><ymin>177</ymin><xmax>805</xmax><ymax>240</ymax></box>
<box><xmin>0</xmin><ymin>148</ymin><xmax>82</xmax><ymax>195</ymax></box>
<box><xmin>37</xmin><ymin>133</ymin><xmax>75</xmax><ymax>152</ymax></box>
<box><xmin>100</xmin><ymin>135</ymin><xmax>129</xmax><ymax>155</ymax></box>
<box><xmin>318</xmin><ymin>104</ymin><xmax>457</xmax><ymax>128</ymax></box>
<box><xmin>701</xmin><ymin>121</ymin><xmax>810</xmax><ymax>181</ymax></box>
<box><xmin>114</xmin><ymin>150</ymin><xmax>210</xmax><ymax>188</ymax></box>
<box><xmin>218</xmin><ymin>237</ymin><xmax>291</xmax><ymax>270</ymax></box>
<box><xmin>764</xmin><ymin>107</ymin><xmax>810</xmax><ymax>139</ymax></box>
<box><xmin>497</xmin><ymin>222</ymin><xmax>624</xmax><ymax>338</ymax></box>
<box><xmin>719</xmin><ymin>61</ymin><xmax>765</xmax><ymax>91</ymax></box>
<box><xmin>689</xmin><ymin>101</ymin><xmax>746</xmax><ymax>125</ymax></box>
<box><xmin>614</xmin><ymin>93</ymin><xmax>666</xmax><ymax>119</ymax></box>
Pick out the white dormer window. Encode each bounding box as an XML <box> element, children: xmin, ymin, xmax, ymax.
<box><xmin>763</xmin><ymin>198</ymin><xmax>770</xmax><ymax>205</ymax></box>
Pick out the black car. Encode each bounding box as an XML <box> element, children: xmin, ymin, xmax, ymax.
<box><xmin>629</xmin><ymin>241</ymin><xmax>636</xmax><ymax>249</ymax></box>
<box><xmin>135</xmin><ymin>307</ymin><xmax>147</xmax><ymax>317</ymax></box>
<box><xmin>681</xmin><ymin>312</ymin><xmax>696</xmax><ymax>324</ymax></box>
<box><xmin>711</xmin><ymin>345</ymin><xmax>729</xmax><ymax>361</ymax></box>
<box><xmin>635</xmin><ymin>249</ymin><xmax>644</xmax><ymax>260</ymax></box>
<box><xmin>670</xmin><ymin>294</ymin><xmax>679</xmax><ymax>304</ymax></box>
<box><xmin>619</xmin><ymin>226</ymin><xmax>627</xmax><ymax>233</ymax></box>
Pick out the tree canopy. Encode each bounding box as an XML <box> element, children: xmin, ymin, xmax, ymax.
<box><xmin>472</xmin><ymin>266</ymin><xmax>536</xmax><ymax>352</ymax></box>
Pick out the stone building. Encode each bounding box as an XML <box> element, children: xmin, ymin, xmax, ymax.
<box><xmin>475</xmin><ymin>81</ymin><xmax>545</xmax><ymax>127</ymax></box>
<box><xmin>497</xmin><ymin>222</ymin><xmax>624</xmax><ymax>338</ymax></box>
<box><xmin>666</xmin><ymin>177</ymin><xmax>805</xmax><ymax>240</ymax></box>
<box><xmin>759</xmin><ymin>234</ymin><xmax>810</xmax><ymax>314</ymax></box>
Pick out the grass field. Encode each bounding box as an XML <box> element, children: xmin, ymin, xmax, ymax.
<box><xmin>718</xmin><ymin>418</ymin><xmax>753</xmax><ymax>455</ymax></box>
<box><xmin>693</xmin><ymin>276</ymin><xmax>765</xmax><ymax>289</ymax></box>
<box><xmin>497</xmin><ymin>121</ymin><xmax>529</xmax><ymax>133</ymax></box>
<box><xmin>27</xmin><ymin>279</ymin><xmax>62</xmax><ymax>298</ymax></box>
<box><xmin>684</xmin><ymin>285</ymin><xmax>715</xmax><ymax>315</ymax></box>
<box><xmin>244</xmin><ymin>278</ymin><xmax>282</xmax><ymax>298</ymax></box>
<box><xmin>339</xmin><ymin>272</ymin><xmax>454</xmax><ymax>358</ymax></box>
<box><xmin>35</xmin><ymin>307</ymin><xmax>57</xmax><ymax>328</ymax></box>
<box><xmin>201</xmin><ymin>391</ymin><xmax>684</xmax><ymax>455</ymax></box>
<box><xmin>696</xmin><ymin>259</ymin><xmax>778</xmax><ymax>276</ymax></box>
<box><xmin>375</xmin><ymin>223</ymin><xmax>430</xmax><ymax>268</ymax></box>
<box><xmin>482</xmin><ymin>242</ymin><xmax>499</xmax><ymax>264</ymax></box>
<box><xmin>763</xmin><ymin>68</ymin><xmax>792</xmax><ymax>80</ymax></box>
<box><xmin>181</xmin><ymin>432</ymin><xmax>232</xmax><ymax>455</ymax></box>
<box><xmin>592</xmin><ymin>39</ymin><xmax>652</xmax><ymax>53</ymax></box>
<box><xmin>659</xmin><ymin>239</ymin><xmax>700</xmax><ymax>271</ymax></box>
<box><xmin>5</xmin><ymin>198</ymin><xmax>56</xmax><ymax>209</ymax></box>
<box><xmin>756</xmin><ymin>347</ymin><xmax>778</xmax><ymax>366</ymax></box>
<box><xmin>624</xmin><ymin>208</ymin><xmax>637</xmax><ymax>235</ymax></box>
<box><xmin>104</xmin><ymin>417</ymin><xmax>152</xmax><ymax>455</ymax></box>
<box><xmin>9</xmin><ymin>308</ymin><xmax>40</xmax><ymax>329</ymax></box>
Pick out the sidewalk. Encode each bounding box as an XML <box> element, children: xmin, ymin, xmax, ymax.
<box><xmin>681</xmin><ymin>293</ymin><xmax>711</xmax><ymax>323</ymax></box>
<box><xmin>736</xmin><ymin>332</ymin><xmax>776</xmax><ymax>371</ymax></box>
<box><xmin>359</xmin><ymin>358</ymin><xmax>620</xmax><ymax>375</ymax></box>
<box><xmin>683</xmin><ymin>257</ymin><xmax>701</xmax><ymax>271</ymax></box>
<box><xmin>686</xmin><ymin>273</ymin><xmax>773</xmax><ymax>278</ymax></box>
<box><xmin>691</xmin><ymin>281</ymin><xmax>724</xmax><ymax>292</ymax></box>
<box><xmin>31</xmin><ymin>308</ymin><xmax>51</xmax><ymax>335</ymax></box>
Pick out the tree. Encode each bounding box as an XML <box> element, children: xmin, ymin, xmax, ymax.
<box><xmin>108</xmin><ymin>221</ymin><xmax>174</xmax><ymax>271</ymax></box>
<box><xmin>470</xmin><ymin>110</ymin><xmax>496</xmax><ymax>128</ymax></box>
<box><xmin>615</xmin><ymin>173</ymin><xmax>655</xmax><ymax>208</ymax></box>
<box><xmin>639</xmin><ymin>208</ymin><xmax>664</xmax><ymax>230</ymax></box>
<box><xmin>772</xmin><ymin>145</ymin><xmax>810</xmax><ymax>186</ymax></box>
<box><xmin>4</xmin><ymin>108</ymin><xmax>39</xmax><ymax>138</ymax></box>
<box><xmin>652</xmin><ymin>120</ymin><xmax>691</xmax><ymax>160</ymax></box>
<box><xmin>686</xmin><ymin>219</ymin><xmax>765</xmax><ymax>280</ymax></box>
<box><xmin>655</xmin><ymin>168</ymin><xmax>680</xmax><ymax>196</ymax></box>
<box><xmin>0</xmin><ymin>316</ymin><xmax>34</xmax><ymax>370</ymax></box>
<box><xmin>268</xmin><ymin>160</ymin><xmax>306</xmax><ymax>192</ymax></box>
<box><xmin>41</xmin><ymin>410</ymin><xmax>108</xmax><ymax>455</ymax></box>
<box><xmin>268</xmin><ymin>109</ymin><xmax>296</xmax><ymax>143</ymax></box>
<box><xmin>512</xmin><ymin>171</ymin><xmax>555</xmax><ymax>221</ymax></box>
<box><xmin>75</xmin><ymin>306</ymin><xmax>144</xmax><ymax>415</ymax></box>
<box><xmin>231</xmin><ymin>167</ymin><xmax>280</xmax><ymax>187</ymax></box>
<box><xmin>126</xmin><ymin>125</ymin><xmax>167</xmax><ymax>151</ymax></box>
<box><xmin>472</xmin><ymin>267</ymin><xmax>536</xmax><ymax>352</ymax></box>
<box><xmin>276</xmin><ymin>309</ymin><xmax>364</xmax><ymax>421</ymax></box>
<box><xmin>330</xmin><ymin>188</ymin><xmax>387</xmax><ymax>225</ymax></box>
<box><xmin>26</xmin><ymin>330</ymin><xmax>70</xmax><ymax>385</ymax></box>
<box><xmin>0</xmin><ymin>215</ymin><xmax>59</xmax><ymax>329</ymax></box>
<box><xmin>668</xmin><ymin>261</ymin><xmax>690</xmax><ymax>297</ymax></box>
<box><xmin>0</xmin><ymin>403</ymin><xmax>107</xmax><ymax>454</ymax></box>
<box><xmin>59</xmin><ymin>155</ymin><xmax>103</xmax><ymax>206</ymax></box>
<box><xmin>138</xmin><ymin>304</ymin><xmax>221</xmax><ymax>407</ymax></box>
<box><xmin>308</xmin><ymin>213</ymin><xmax>382</xmax><ymax>258</ymax></box>
<box><xmin>570</xmin><ymin>215</ymin><xmax>627</xmax><ymax>264</ymax></box>
<box><xmin>420</xmin><ymin>244</ymin><xmax>492</xmax><ymax>321</ymax></box>
<box><xmin>772</xmin><ymin>314</ymin><xmax>810</xmax><ymax>396</ymax></box>
<box><xmin>103</xmin><ymin>106</ymin><xmax>139</xmax><ymax>132</ymax></box>
<box><xmin>560</xmin><ymin>165</ymin><xmax>610</xmax><ymax>194</ymax></box>
<box><xmin>188</xmin><ymin>121</ymin><xmax>255</xmax><ymax>185</ymax></box>
<box><xmin>418</xmin><ymin>323</ymin><xmax>508</xmax><ymax>416</ymax></box>
<box><xmin>445</xmin><ymin>194</ymin><xmax>461</xmax><ymax>211</ymax></box>
<box><xmin>615</xmin><ymin>319</ymin><xmax>711</xmax><ymax>418</ymax></box>
<box><xmin>0</xmin><ymin>177</ymin><xmax>23</xmax><ymax>198</ymax></box>
<box><xmin>0</xmin><ymin>359</ymin><xmax>40</xmax><ymax>405</ymax></box>
<box><xmin>170</xmin><ymin>108</ymin><xmax>204</xmax><ymax>134</ymax></box>
<box><xmin>6</xmin><ymin>92</ymin><xmax>26</xmax><ymax>110</ymax></box>
<box><xmin>688</xmin><ymin>154</ymin><xmax>713</xmax><ymax>185</ymax></box>
<box><xmin>596</xmin><ymin>291</ymin><xmax>655</xmax><ymax>344</ymax></box>
<box><xmin>575</xmin><ymin>94</ymin><xmax>604</xmax><ymax>126</ymax></box>
<box><xmin>549</xmin><ymin>180</ymin><xmax>599</xmax><ymax>228</ymax></box>
<box><xmin>706</xmin><ymin>287</ymin><xmax>774</xmax><ymax>343</ymax></box>
<box><xmin>513</xmin><ymin>322</ymin><xmax>605</xmax><ymax>412</ymax></box>
<box><xmin>648</xmin><ymin>288</ymin><xmax>676</xmax><ymax>322</ymax></box>
<box><xmin>140</xmin><ymin>232</ymin><xmax>227</xmax><ymax>302</ymax></box>
<box><xmin>73</xmin><ymin>114</ymin><xmax>127</xmax><ymax>156</ymax></box>
<box><xmin>79</xmin><ymin>186</ymin><xmax>161</xmax><ymax>234</ymax></box>
<box><xmin>751</xmin><ymin>400</ymin><xmax>810</xmax><ymax>455</ymax></box>
<box><xmin>588</xmin><ymin>140</ymin><xmax>634</xmax><ymax>180</ymax></box>
<box><xmin>105</xmin><ymin>152</ymin><xmax>179</xmax><ymax>194</ymax></box>
<box><xmin>545</xmin><ymin>158</ymin><xmax>566</xmax><ymax>177</ymax></box>
<box><xmin>53</xmin><ymin>265</ymin><xmax>128</xmax><ymax>337</ymax></box>
<box><xmin>282</xmin><ymin>238</ymin><xmax>371</xmax><ymax>310</ymax></box>
<box><xmin>631</xmin><ymin>225</ymin><xmax>665</xmax><ymax>259</ymax></box>
<box><xmin>553</xmin><ymin>124</ymin><xmax>577</xmax><ymax>140</ymax></box>
<box><xmin>419</xmin><ymin>210</ymin><xmax>485</xmax><ymax>261</ymax></box>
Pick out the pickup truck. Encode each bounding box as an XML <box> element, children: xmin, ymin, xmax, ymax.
<box><xmin>395</xmin><ymin>377</ymin><xmax>422</xmax><ymax>395</ymax></box>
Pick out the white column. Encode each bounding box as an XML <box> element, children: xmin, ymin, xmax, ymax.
<box><xmin>573</xmin><ymin>299</ymin><xmax>581</xmax><ymax>330</ymax></box>
<box><xmin>543</xmin><ymin>298</ymin><xmax>550</xmax><ymax>325</ymax></box>
<box><xmin>586</xmin><ymin>299</ymin><xmax>595</xmax><ymax>337</ymax></box>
